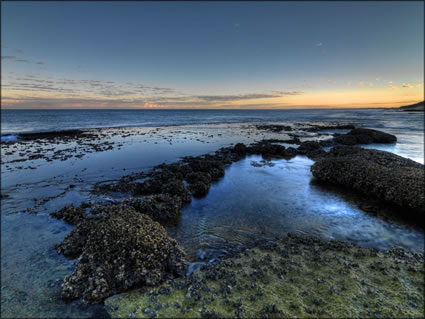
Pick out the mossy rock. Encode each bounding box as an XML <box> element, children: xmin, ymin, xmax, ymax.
<box><xmin>105</xmin><ymin>235</ymin><xmax>424</xmax><ymax>318</ymax></box>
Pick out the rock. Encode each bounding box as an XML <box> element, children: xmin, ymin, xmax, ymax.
<box><xmin>348</xmin><ymin>128</ymin><xmax>397</xmax><ymax>143</ymax></box>
<box><xmin>334</xmin><ymin>128</ymin><xmax>396</xmax><ymax>145</ymax></box>
<box><xmin>297</xmin><ymin>141</ymin><xmax>326</xmax><ymax>160</ymax></box>
<box><xmin>163</xmin><ymin>180</ymin><xmax>192</xmax><ymax>204</ymax></box>
<box><xmin>232</xmin><ymin>143</ymin><xmax>247</xmax><ymax>155</ymax></box>
<box><xmin>134</xmin><ymin>178</ymin><xmax>191</xmax><ymax>204</ymax></box>
<box><xmin>297</xmin><ymin>141</ymin><xmax>322</xmax><ymax>154</ymax></box>
<box><xmin>311</xmin><ymin>146</ymin><xmax>424</xmax><ymax>212</ymax></box>
<box><xmin>105</xmin><ymin>234</ymin><xmax>424</xmax><ymax>318</ymax></box>
<box><xmin>188</xmin><ymin>182</ymin><xmax>210</xmax><ymax>198</ymax></box>
<box><xmin>50</xmin><ymin>203</ymin><xmax>88</xmax><ymax>225</ymax></box>
<box><xmin>185</xmin><ymin>172</ymin><xmax>212</xmax><ymax>185</ymax></box>
<box><xmin>185</xmin><ymin>172</ymin><xmax>213</xmax><ymax>198</ymax></box>
<box><xmin>256</xmin><ymin>125</ymin><xmax>292</xmax><ymax>132</ymax></box>
<box><xmin>334</xmin><ymin>134</ymin><xmax>362</xmax><ymax>145</ymax></box>
<box><xmin>248</xmin><ymin>141</ymin><xmax>286</xmax><ymax>158</ymax></box>
<box><xmin>284</xmin><ymin>147</ymin><xmax>297</xmax><ymax>158</ymax></box>
<box><xmin>189</xmin><ymin>160</ymin><xmax>225</xmax><ymax>180</ymax></box>
<box><xmin>133</xmin><ymin>179</ymin><xmax>163</xmax><ymax>195</ymax></box>
<box><xmin>125</xmin><ymin>194</ymin><xmax>182</xmax><ymax>223</ymax></box>
<box><xmin>154</xmin><ymin>163</ymin><xmax>193</xmax><ymax>180</ymax></box>
<box><xmin>58</xmin><ymin>204</ymin><xmax>187</xmax><ymax>303</ymax></box>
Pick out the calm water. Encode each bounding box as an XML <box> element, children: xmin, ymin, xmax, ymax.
<box><xmin>1</xmin><ymin>108</ymin><xmax>423</xmax><ymax>135</ymax></box>
<box><xmin>1</xmin><ymin>109</ymin><xmax>424</xmax><ymax>318</ymax></box>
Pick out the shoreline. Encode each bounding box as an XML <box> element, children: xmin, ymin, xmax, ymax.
<box><xmin>2</xmin><ymin>107</ymin><xmax>418</xmax><ymax>138</ymax></box>
<box><xmin>1</xmin><ymin>117</ymin><xmax>424</xmax><ymax>318</ymax></box>
<box><xmin>47</xmin><ymin>125</ymin><xmax>423</xmax><ymax>306</ymax></box>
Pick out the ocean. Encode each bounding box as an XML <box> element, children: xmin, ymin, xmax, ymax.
<box><xmin>2</xmin><ymin>108</ymin><xmax>423</xmax><ymax>135</ymax></box>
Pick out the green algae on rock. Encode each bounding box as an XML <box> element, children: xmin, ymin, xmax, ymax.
<box><xmin>105</xmin><ymin>234</ymin><xmax>424</xmax><ymax>318</ymax></box>
<box><xmin>56</xmin><ymin>204</ymin><xmax>187</xmax><ymax>304</ymax></box>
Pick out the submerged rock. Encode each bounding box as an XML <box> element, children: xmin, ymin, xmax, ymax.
<box><xmin>311</xmin><ymin>146</ymin><xmax>424</xmax><ymax>213</ymax></box>
<box><xmin>125</xmin><ymin>194</ymin><xmax>182</xmax><ymax>223</ymax></box>
<box><xmin>57</xmin><ymin>204</ymin><xmax>187</xmax><ymax>304</ymax></box>
<box><xmin>334</xmin><ymin>128</ymin><xmax>396</xmax><ymax>145</ymax></box>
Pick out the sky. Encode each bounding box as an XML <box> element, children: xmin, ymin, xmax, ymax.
<box><xmin>1</xmin><ymin>1</ymin><xmax>424</xmax><ymax>109</ymax></box>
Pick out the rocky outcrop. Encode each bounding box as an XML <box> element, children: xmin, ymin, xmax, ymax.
<box><xmin>247</xmin><ymin>141</ymin><xmax>297</xmax><ymax>159</ymax></box>
<box><xmin>125</xmin><ymin>194</ymin><xmax>182</xmax><ymax>223</ymax></box>
<box><xmin>311</xmin><ymin>146</ymin><xmax>424</xmax><ymax>212</ymax></box>
<box><xmin>57</xmin><ymin>204</ymin><xmax>187</xmax><ymax>304</ymax></box>
<box><xmin>50</xmin><ymin>203</ymin><xmax>89</xmax><ymax>225</ymax></box>
<box><xmin>232</xmin><ymin>143</ymin><xmax>247</xmax><ymax>155</ymax></box>
<box><xmin>256</xmin><ymin>124</ymin><xmax>292</xmax><ymax>132</ymax></box>
<box><xmin>296</xmin><ymin>141</ymin><xmax>327</xmax><ymax>160</ymax></box>
<box><xmin>334</xmin><ymin>128</ymin><xmax>396</xmax><ymax>145</ymax></box>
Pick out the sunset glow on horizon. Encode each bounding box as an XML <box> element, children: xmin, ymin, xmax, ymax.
<box><xmin>1</xmin><ymin>2</ymin><xmax>423</xmax><ymax>109</ymax></box>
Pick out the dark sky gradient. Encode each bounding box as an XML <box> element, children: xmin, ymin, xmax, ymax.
<box><xmin>1</xmin><ymin>1</ymin><xmax>424</xmax><ymax>109</ymax></box>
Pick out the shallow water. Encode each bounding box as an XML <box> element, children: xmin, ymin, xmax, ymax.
<box><xmin>169</xmin><ymin>155</ymin><xmax>424</xmax><ymax>267</ymax></box>
<box><xmin>1</xmin><ymin>110</ymin><xmax>424</xmax><ymax>318</ymax></box>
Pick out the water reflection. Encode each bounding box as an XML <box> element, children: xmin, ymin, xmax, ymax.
<box><xmin>168</xmin><ymin>155</ymin><xmax>424</xmax><ymax>262</ymax></box>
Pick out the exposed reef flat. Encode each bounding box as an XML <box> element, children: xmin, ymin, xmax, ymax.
<box><xmin>49</xmin><ymin>127</ymin><xmax>424</xmax><ymax>307</ymax></box>
<box><xmin>105</xmin><ymin>234</ymin><xmax>424</xmax><ymax>318</ymax></box>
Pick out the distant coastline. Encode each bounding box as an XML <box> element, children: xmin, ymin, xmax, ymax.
<box><xmin>397</xmin><ymin>101</ymin><xmax>424</xmax><ymax>112</ymax></box>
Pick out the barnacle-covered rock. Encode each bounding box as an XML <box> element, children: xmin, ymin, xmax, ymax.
<box><xmin>50</xmin><ymin>203</ymin><xmax>89</xmax><ymax>225</ymax></box>
<box><xmin>334</xmin><ymin>128</ymin><xmax>396</xmax><ymax>145</ymax></box>
<box><xmin>58</xmin><ymin>204</ymin><xmax>187</xmax><ymax>303</ymax></box>
<box><xmin>311</xmin><ymin>146</ymin><xmax>424</xmax><ymax>212</ymax></box>
<box><xmin>125</xmin><ymin>194</ymin><xmax>182</xmax><ymax>223</ymax></box>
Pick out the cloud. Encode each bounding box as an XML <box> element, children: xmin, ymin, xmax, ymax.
<box><xmin>15</xmin><ymin>49</ymin><xmax>24</xmax><ymax>54</ymax></box>
<box><xmin>143</xmin><ymin>103</ymin><xmax>161</xmax><ymax>109</ymax></box>
<box><xmin>1</xmin><ymin>56</ymin><xmax>16</xmax><ymax>60</ymax></box>
<box><xmin>315</xmin><ymin>42</ymin><xmax>322</xmax><ymax>46</ymax></box>
<box><xmin>15</xmin><ymin>59</ymin><xmax>30</xmax><ymax>63</ymax></box>
<box><xmin>2</xmin><ymin>73</ymin><xmax>304</xmax><ymax>109</ymax></box>
<box><xmin>401</xmin><ymin>83</ymin><xmax>413</xmax><ymax>88</ymax></box>
<box><xmin>193</xmin><ymin>91</ymin><xmax>302</xmax><ymax>102</ymax></box>
<box><xmin>3</xmin><ymin>73</ymin><xmax>176</xmax><ymax>98</ymax></box>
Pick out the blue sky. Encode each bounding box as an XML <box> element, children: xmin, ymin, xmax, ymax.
<box><xmin>1</xmin><ymin>1</ymin><xmax>424</xmax><ymax>109</ymax></box>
